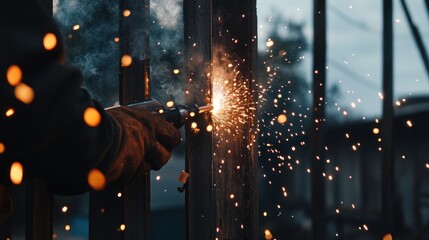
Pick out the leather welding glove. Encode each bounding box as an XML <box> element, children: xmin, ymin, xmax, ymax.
<box><xmin>102</xmin><ymin>106</ymin><xmax>181</xmax><ymax>186</ymax></box>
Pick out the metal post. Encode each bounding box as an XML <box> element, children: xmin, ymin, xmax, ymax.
<box><xmin>212</xmin><ymin>0</ymin><xmax>258</xmax><ymax>239</ymax></box>
<box><xmin>311</xmin><ymin>0</ymin><xmax>327</xmax><ymax>239</ymax></box>
<box><xmin>382</xmin><ymin>0</ymin><xmax>395</xmax><ymax>236</ymax></box>
<box><xmin>184</xmin><ymin>0</ymin><xmax>214</xmax><ymax>240</ymax></box>
<box><xmin>89</xmin><ymin>0</ymin><xmax>150</xmax><ymax>239</ymax></box>
<box><xmin>184</xmin><ymin>0</ymin><xmax>258</xmax><ymax>239</ymax></box>
<box><xmin>26</xmin><ymin>1</ymin><xmax>53</xmax><ymax>239</ymax></box>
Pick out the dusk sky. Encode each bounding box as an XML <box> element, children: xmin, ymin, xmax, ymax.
<box><xmin>258</xmin><ymin>0</ymin><xmax>429</xmax><ymax>119</ymax></box>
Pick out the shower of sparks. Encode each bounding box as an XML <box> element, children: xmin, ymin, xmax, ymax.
<box><xmin>210</xmin><ymin>55</ymin><xmax>255</xmax><ymax>134</ymax></box>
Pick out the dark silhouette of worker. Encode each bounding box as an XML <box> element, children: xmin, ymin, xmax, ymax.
<box><xmin>0</xmin><ymin>0</ymin><xmax>181</xmax><ymax>222</ymax></box>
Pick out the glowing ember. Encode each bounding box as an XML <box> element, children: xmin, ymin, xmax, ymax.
<box><xmin>406</xmin><ymin>120</ymin><xmax>413</xmax><ymax>127</ymax></box>
<box><xmin>266</xmin><ymin>39</ymin><xmax>274</xmax><ymax>47</ymax></box>
<box><xmin>72</xmin><ymin>24</ymin><xmax>80</xmax><ymax>31</ymax></box>
<box><xmin>10</xmin><ymin>162</ymin><xmax>23</xmax><ymax>185</ymax></box>
<box><xmin>120</xmin><ymin>224</ymin><xmax>126</xmax><ymax>231</ymax></box>
<box><xmin>123</xmin><ymin>9</ymin><xmax>131</xmax><ymax>17</ymax></box>
<box><xmin>383</xmin><ymin>233</ymin><xmax>393</xmax><ymax>240</ymax></box>
<box><xmin>117</xmin><ymin>192</ymin><xmax>122</xmax><ymax>198</ymax></box>
<box><xmin>114</xmin><ymin>37</ymin><xmax>120</xmax><ymax>43</ymax></box>
<box><xmin>264</xmin><ymin>229</ymin><xmax>273</xmax><ymax>240</ymax></box>
<box><xmin>206</xmin><ymin>124</ymin><xmax>213</xmax><ymax>132</ymax></box>
<box><xmin>62</xmin><ymin>206</ymin><xmax>68</xmax><ymax>213</ymax></box>
<box><xmin>5</xmin><ymin>108</ymin><xmax>15</xmax><ymax>117</ymax></box>
<box><xmin>15</xmin><ymin>83</ymin><xmax>35</xmax><ymax>104</ymax></box>
<box><xmin>83</xmin><ymin>107</ymin><xmax>101</xmax><ymax>127</ymax></box>
<box><xmin>173</xmin><ymin>69</ymin><xmax>180</xmax><ymax>75</ymax></box>
<box><xmin>191</xmin><ymin>122</ymin><xmax>198</xmax><ymax>129</ymax></box>
<box><xmin>166</xmin><ymin>101</ymin><xmax>174</xmax><ymax>108</ymax></box>
<box><xmin>121</xmin><ymin>55</ymin><xmax>132</xmax><ymax>67</ymax></box>
<box><xmin>87</xmin><ymin>168</ymin><xmax>106</xmax><ymax>190</ymax></box>
<box><xmin>65</xmin><ymin>225</ymin><xmax>71</xmax><ymax>231</ymax></box>
<box><xmin>43</xmin><ymin>33</ymin><xmax>57</xmax><ymax>51</ymax></box>
<box><xmin>0</xmin><ymin>143</ymin><xmax>5</xmax><ymax>154</ymax></box>
<box><xmin>155</xmin><ymin>175</ymin><xmax>161</xmax><ymax>181</ymax></box>
<box><xmin>6</xmin><ymin>65</ymin><xmax>22</xmax><ymax>86</ymax></box>
<box><xmin>277</xmin><ymin>114</ymin><xmax>287</xmax><ymax>124</ymax></box>
<box><xmin>189</xmin><ymin>112</ymin><xmax>196</xmax><ymax>117</ymax></box>
<box><xmin>373</xmin><ymin>128</ymin><xmax>380</xmax><ymax>134</ymax></box>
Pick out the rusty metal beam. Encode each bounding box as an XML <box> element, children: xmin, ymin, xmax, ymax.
<box><xmin>211</xmin><ymin>1</ymin><xmax>258</xmax><ymax>239</ymax></box>
<box><xmin>89</xmin><ymin>0</ymin><xmax>150</xmax><ymax>239</ymax></box>
<box><xmin>184</xmin><ymin>0</ymin><xmax>214</xmax><ymax>239</ymax></box>
<box><xmin>184</xmin><ymin>0</ymin><xmax>258</xmax><ymax>239</ymax></box>
<box><xmin>311</xmin><ymin>0</ymin><xmax>327</xmax><ymax>239</ymax></box>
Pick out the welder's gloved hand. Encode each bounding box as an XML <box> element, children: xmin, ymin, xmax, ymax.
<box><xmin>104</xmin><ymin>106</ymin><xmax>181</xmax><ymax>185</ymax></box>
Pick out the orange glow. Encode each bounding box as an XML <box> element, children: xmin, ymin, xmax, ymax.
<box><xmin>206</xmin><ymin>125</ymin><xmax>213</xmax><ymax>132</ymax></box>
<box><xmin>114</xmin><ymin>37</ymin><xmax>120</xmax><ymax>43</ymax></box>
<box><xmin>264</xmin><ymin>229</ymin><xmax>273</xmax><ymax>240</ymax></box>
<box><xmin>83</xmin><ymin>107</ymin><xmax>101</xmax><ymax>127</ymax></box>
<box><xmin>5</xmin><ymin>108</ymin><xmax>15</xmax><ymax>117</ymax></box>
<box><xmin>383</xmin><ymin>233</ymin><xmax>393</xmax><ymax>240</ymax></box>
<box><xmin>189</xmin><ymin>112</ymin><xmax>196</xmax><ymax>117</ymax></box>
<box><xmin>173</xmin><ymin>69</ymin><xmax>180</xmax><ymax>75</ymax></box>
<box><xmin>373</xmin><ymin>128</ymin><xmax>380</xmax><ymax>134</ymax></box>
<box><xmin>0</xmin><ymin>143</ymin><xmax>5</xmax><ymax>154</ymax></box>
<box><xmin>15</xmin><ymin>83</ymin><xmax>35</xmax><ymax>104</ymax></box>
<box><xmin>120</xmin><ymin>224</ymin><xmax>126</xmax><ymax>231</ymax></box>
<box><xmin>72</xmin><ymin>25</ymin><xmax>80</xmax><ymax>31</ymax></box>
<box><xmin>123</xmin><ymin>9</ymin><xmax>131</xmax><ymax>17</ymax></box>
<box><xmin>43</xmin><ymin>33</ymin><xmax>57</xmax><ymax>51</ymax></box>
<box><xmin>121</xmin><ymin>55</ymin><xmax>132</xmax><ymax>67</ymax></box>
<box><xmin>6</xmin><ymin>65</ymin><xmax>22</xmax><ymax>86</ymax></box>
<box><xmin>191</xmin><ymin>122</ymin><xmax>197</xmax><ymax>129</ymax></box>
<box><xmin>87</xmin><ymin>168</ymin><xmax>106</xmax><ymax>190</ymax></box>
<box><xmin>166</xmin><ymin>101</ymin><xmax>174</xmax><ymax>108</ymax></box>
<box><xmin>65</xmin><ymin>225</ymin><xmax>71</xmax><ymax>231</ymax></box>
<box><xmin>10</xmin><ymin>162</ymin><xmax>23</xmax><ymax>185</ymax></box>
<box><xmin>277</xmin><ymin>114</ymin><xmax>287</xmax><ymax>124</ymax></box>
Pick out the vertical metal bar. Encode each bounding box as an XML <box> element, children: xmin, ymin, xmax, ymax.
<box><xmin>89</xmin><ymin>0</ymin><xmax>150</xmax><ymax>239</ymax></box>
<box><xmin>26</xmin><ymin>1</ymin><xmax>53</xmax><ymax>240</ymax></box>
<box><xmin>26</xmin><ymin>179</ymin><xmax>53</xmax><ymax>240</ymax></box>
<box><xmin>382</xmin><ymin>0</ymin><xmax>395</xmax><ymax>236</ymax></box>
<box><xmin>183</xmin><ymin>1</ymin><xmax>214</xmax><ymax>239</ymax></box>
<box><xmin>212</xmin><ymin>0</ymin><xmax>258</xmax><ymax>239</ymax></box>
<box><xmin>184</xmin><ymin>0</ymin><xmax>258</xmax><ymax>239</ymax></box>
<box><xmin>311</xmin><ymin>0</ymin><xmax>327</xmax><ymax>239</ymax></box>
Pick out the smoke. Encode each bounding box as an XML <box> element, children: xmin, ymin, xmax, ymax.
<box><xmin>149</xmin><ymin>0</ymin><xmax>185</xmax><ymax>105</ymax></box>
<box><xmin>150</xmin><ymin>0</ymin><xmax>182</xmax><ymax>30</ymax></box>
<box><xmin>54</xmin><ymin>0</ymin><xmax>119</xmax><ymax>106</ymax></box>
<box><xmin>53</xmin><ymin>0</ymin><xmax>186</xmax><ymax>106</ymax></box>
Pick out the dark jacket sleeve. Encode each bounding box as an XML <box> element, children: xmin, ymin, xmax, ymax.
<box><xmin>0</xmin><ymin>0</ymin><xmax>121</xmax><ymax>194</ymax></box>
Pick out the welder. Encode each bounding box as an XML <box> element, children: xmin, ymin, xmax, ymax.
<box><xmin>0</xmin><ymin>0</ymin><xmax>182</xmax><ymax>222</ymax></box>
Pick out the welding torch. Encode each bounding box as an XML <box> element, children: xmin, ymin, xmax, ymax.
<box><xmin>125</xmin><ymin>98</ymin><xmax>213</xmax><ymax>129</ymax></box>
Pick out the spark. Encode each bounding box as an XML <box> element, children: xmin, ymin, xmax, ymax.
<box><xmin>43</xmin><ymin>33</ymin><xmax>57</xmax><ymax>51</ymax></box>
<box><xmin>0</xmin><ymin>143</ymin><xmax>5</xmax><ymax>154</ymax></box>
<box><xmin>121</xmin><ymin>55</ymin><xmax>132</xmax><ymax>67</ymax></box>
<box><xmin>7</xmin><ymin>65</ymin><xmax>22</xmax><ymax>86</ymax></box>
<box><xmin>10</xmin><ymin>162</ymin><xmax>24</xmax><ymax>185</ymax></box>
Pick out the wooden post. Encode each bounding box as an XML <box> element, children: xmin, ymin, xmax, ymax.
<box><xmin>89</xmin><ymin>0</ymin><xmax>151</xmax><ymax>239</ymax></box>
<box><xmin>311</xmin><ymin>0</ymin><xmax>327</xmax><ymax>239</ymax></box>
<box><xmin>184</xmin><ymin>0</ymin><xmax>258</xmax><ymax>239</ymax></box>
<box><xmin>382</xmin><ymin>0</ymin><xmax>395</xmax><ymax>237</ymax></box>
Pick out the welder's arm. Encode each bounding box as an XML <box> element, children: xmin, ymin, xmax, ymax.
<box><xmin>0</xmin><ymin>0</ymin><xmax>180</xmax><ymax>195</ymax></box>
